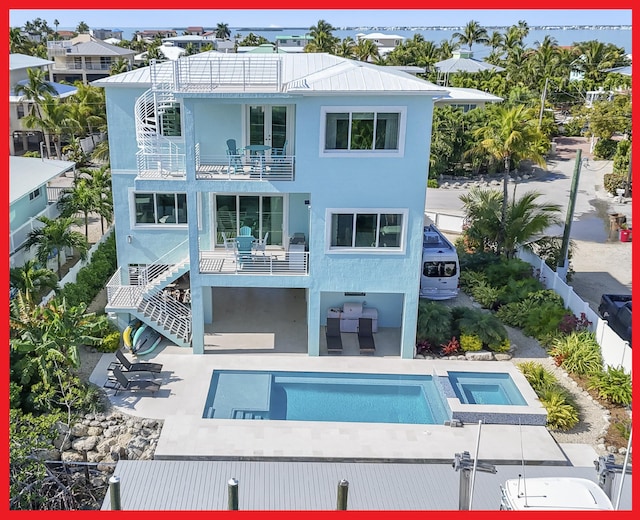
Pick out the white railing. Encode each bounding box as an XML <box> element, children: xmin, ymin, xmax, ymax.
<box><xmin>138</xmin><ymin>239</ymin><xmax>190</xmax><ymax>288</ymax></box>
<box><xmin>199</xmin><ymin>249</ymin><xmax>309</xmax><ymax>275</ymax></box>
<box><xmin>159</xmin><ymin>55</ymin><xmax>282</xmax><ymax>92</ymax></box>
<box><xmin>10</xmin><ymin>204</ymin><xmax>61</xmax><ymax>254</ymax></box>
<box><xmin>136</xmin><ymin>149</ymin><xmax>186</xmax><ymax>178</ymax></box>
<box><xmin>195</xmin><ymin>151</ymin><xmax>295</xmax><ymax>181</ymax></box>
<box><xmin>139</xmin><ymin>291</ymin><xmax>192</xmax><ymax>341</ymax></box>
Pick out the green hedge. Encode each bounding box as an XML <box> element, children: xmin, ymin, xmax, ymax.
<box><xmin>57</xmin><ymin>232</ymin><xmax>117</xmax><ymax>309</ymax></box>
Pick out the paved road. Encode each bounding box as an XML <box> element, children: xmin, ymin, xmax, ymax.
<box><xmin>426</xmin><ymin>137</ymin><xmax>633</xmax><ymax>311</ymax></box>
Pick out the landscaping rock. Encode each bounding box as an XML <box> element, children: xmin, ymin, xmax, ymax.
<box><xmin>465</xmin><ymin>350</ymin><xmax>494</xmax><ymax>361</ymax></box>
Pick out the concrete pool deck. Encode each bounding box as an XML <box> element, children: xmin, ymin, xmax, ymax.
<box><xmin>91</xmin><ymin>349</ymin><xmax>596</xmax><ymax>465</ymax></box>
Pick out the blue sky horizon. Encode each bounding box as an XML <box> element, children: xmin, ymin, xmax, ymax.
<box><xmin>9</xmin><ymin>9</ymin><xmax>632</xmax><ymax>30</ymax></box>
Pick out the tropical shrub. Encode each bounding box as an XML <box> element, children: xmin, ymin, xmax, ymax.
<box><xmin>593</xmin><ymin>138</ymin><xmax>618</xmax><ymax>160</ymax></box>
<box><xmin>458</xmin><ymin>250</ymin><xmax>501</xmax><ymax>273</ymax></box>
<box><xmin>459</xmin><ymin>333</ymin><xmax>483</xmax><ymax>352</ymax></box>
<box><xmin>440</xmin><ymin>337</ymin><xmax>460</xmax><ymax>356</ymax></box>
<box><xmin>415</xmin><ymin>339</ymin><xmax>437</xmax><ymax>357</ymax></box>
<box><xmin>489</xmin><ymin>338</ymin><xmax>511</xmax><ymax>353</ymax></box>
<box><xmin>483</xmin><ymin>257</ymin><xmax>532</xmax><ymax>284</ymax></box>
<box><xmin>416</xmin><ymin>300</ymin><xmax>452</xmax><ymax>346</ymax></box>
<box><xmin>558</xmin><ymin>312</ymin><xmax>592</xmax><ymax>334</ymax></box>
<box><xmin>588</xmin><ymin>366</ymin><xmax>632</xmax><ymax>406</ymax></box>
<box><xmin>100</xmin><ymin>331</ymin><xmax>121</xmax><ymax>353</ymax></box>
<box><xmin>538</xmin><ymin>387</ymin><xmax>580</xmax><ymax>430</ymax></box>
<box><xmin>427</xmin><ymin>178</ymin><xmax>439</xmax><ymax>188</ymax></box>
<box><xmin>613</xmin><ymin>418</ymin><xmax>632</xmax><ymax>442</ymax></box>
<box><xmin>603</xmin><ymin>172</ymin><xmax>628</xmax><ymax>196</ymax></box>
<box><xmin>456</xmin><ymin>309</ymin><xmax>508</xmax><ymax>348</ymax></box>
<box><xmin>522</xmin><ymin>301</ymin><xmax>568</xmax><ymax>339</ymax></box>
<box><xmin>470</xmin><ymin>280</ymin><xmax>500</xmax><ymax>309</ymax></box>
<box><xmin>549</xmin><ymin>331</ymin><xmax>603</xmax><ymax>376</ymax></box>
<box><xmin>496</xmin><ymin>277</ymin><xmax>544</xmax><ymax>306</ymax></box>
<box><xmin>518</xmin><ymin>361</ymin><xmax>558</xmax><ymax>391</ymax></box>
<box><xmin>458</xmin><ymin>269</ymin><xmax>487</xmax><ymax>292</ymax></box>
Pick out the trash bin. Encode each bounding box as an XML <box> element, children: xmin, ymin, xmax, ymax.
<box><xmin>619</xmin><ymin>228</ymin><xmax>632</xmax><ymax>242</ymax></box>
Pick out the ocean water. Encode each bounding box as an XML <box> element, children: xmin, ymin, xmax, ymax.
<box><xmin>73</xmin><ymin>26</ymin><xmax>631</xmax><ymax>56</ymax></box>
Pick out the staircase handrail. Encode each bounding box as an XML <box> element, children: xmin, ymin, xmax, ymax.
<box><xmin>138</xmin><ymin>238</ymin><xmax>190</xmax><ymax>288</ymax></box>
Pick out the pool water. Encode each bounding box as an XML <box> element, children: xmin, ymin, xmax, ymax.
<box><xmin>448</xmin><ymin>372</ymin><xmax>527</xmax><ymax>406</ymax></box>
<box><xmin>203</xmin><ymin>370</ymin><xmax>449</xmax><ymax>425</ymax></box>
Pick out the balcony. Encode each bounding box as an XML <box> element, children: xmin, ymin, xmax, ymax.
<box><xmin>135</xmin><ymin>145</ymin><xmax>295</xmax><ymax>181</ymax></box>
<box><xmin>199</xmin><ymin>249</ymin><xmax>308</xmax><ymax>275</ymax></box>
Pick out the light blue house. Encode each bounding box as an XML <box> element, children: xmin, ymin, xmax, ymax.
<box><xmin>96</xmin><ymin>52</ymin><xmax>447</xmax><ymax>358</ymax></box>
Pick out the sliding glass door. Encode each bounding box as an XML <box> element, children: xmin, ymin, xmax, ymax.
<box><xmin>215</xmin><ymin>195</ymin><xmax>284</xmax><ymax>246</ymax></box>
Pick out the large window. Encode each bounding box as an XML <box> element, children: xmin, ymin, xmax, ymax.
<box><xmin>322</xmin><ymin>107</ymin><xmax>405</xmax><ymax>155</ymax></box>
<box><xmin>328</xmin><ymin>210</ymin><xmax>405</xmax><ymax>251</ymax></box>
<box><xmin>134</xmin><ymin>192</ymin><xmax>187</xmax><ymax>225</ymax></box>
<box><xmin>215</xmin><ymin>195</ymin><xmax>284</xmax><ymax>245</ymax></box>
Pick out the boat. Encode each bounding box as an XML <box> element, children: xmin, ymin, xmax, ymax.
<box><xmin>499</xmin><ymin>476</ymin><xmax>614</xmax><ymax>510</ymax></box>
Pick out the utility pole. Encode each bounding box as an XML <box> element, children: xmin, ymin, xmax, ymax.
<box><xmin>557</xmin><ymin>149</ymin><xmax>582</xmax><ymax>281</ymax></box>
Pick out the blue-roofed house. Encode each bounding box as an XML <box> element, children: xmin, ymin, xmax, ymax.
<box><xmin>94</xmin><ymin>52</ymin><xmax>448</xmax><ymax>358</ymax></box>
<box><xmin>9</xmin><ymin>53</ymin><xmax>79</xmax><ymax>156</ymax></box>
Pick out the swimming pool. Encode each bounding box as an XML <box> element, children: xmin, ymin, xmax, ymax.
<box><xmin>203</xmin><ymin>370</ymin><xmax>450</xmax><ymax>425</ymax></box>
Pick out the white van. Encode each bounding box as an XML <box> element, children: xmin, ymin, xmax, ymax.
<box><xmin>419</xmin><ymin>225</ymin><xmax>460</xmax><ymax>300</ymax></box>
<box><xmin>500</xmin><ymin>477</ymin><xmax>614</xmax><ymax>510</ymax></box>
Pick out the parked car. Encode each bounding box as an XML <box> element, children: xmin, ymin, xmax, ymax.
<box><xmin>598</xmin><ymin>294</ymin><xmax>632</xmax><ymax>344</ymax></box>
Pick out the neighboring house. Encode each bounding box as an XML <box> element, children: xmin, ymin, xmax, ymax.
<box><xmin>46</xmin><ymin>34</ymin><xmax>136</xmax><ymax>84</ymax></box>
<box><xmin>55</xmin><ymin>30</ymin><xmax>76</xmax><ymax>40</ymax></box>
<box><xmin>356</xmin><ymin>32</ymin><xmax>406</xmax><ymax>55</ymax></box>
<box><xmin>435</xmin><ymin>86</ymin><xmax>503</xmax><ymax>111</ymax></box>
<box><xmin>95</xmin><ymin>52</ymin><xmax>447</xmax><ymax>358</ymax></box>
<box><xmin>9</xmin><ymin>156</ymin><xmax>76</xmax><ymax>268</ymax></box>
<box><xmin>185</xmin><ymin>26</ymin><xmax>205</xmax><ymax>36</ymax></box>
<box><xmin>162</xmin><ymin>35</ymin><xmax>213</xmax><ymax>52</ymax></box>
<box><xmin>275</xmin><ymin>34</ymin><xmax>313</xmax><ymax>52</ymax></box>
<box><xmin>9</xmin><ymin>53</ymin><xmax>78</xmax><ymax>156</ymax></box>
<box><xmin>135</xmin><ymin>29</ymin><xmax>178</xmax><ymax>42</ymax></box>
<box><xmin>92</xmin><ymin>28</ymin><xmax>124</xmax><ymax>41</ymax></box>
<box><xmin>134</xmin><ymin>43</ymin><xmax>187</xmax><ymax>65</ymax></box>
<box><xmin>434</xmin><ymin>49</ymin><xmax>505</xmax><ymax>86</ymax></box>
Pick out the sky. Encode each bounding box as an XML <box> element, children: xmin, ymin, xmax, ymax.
<box><xmin>9</xmin><ymin>8</ymin><xmax>633</xmax><ymax>30</ymax></box>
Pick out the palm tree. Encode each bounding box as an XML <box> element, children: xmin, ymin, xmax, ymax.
<box><xmin>334</xmin><ymin>37</ymin><xmax>356</xmax><ymax>58</ymax></box>
<box><xmin>23</xmin><ymin>216</ymin><xmax>88</xmax><ymax>276</ymax></box>
<box><xmin>460</xmin><ymin>188</ymin><xmax>561</xmax><ymax>257</ymax></box>
<box><xmin>10</xmin><ymin>259</ymin><xmax>58</xmax><ymax>303</ymax></box>
<box><xmin>83</xmin><ymin>164</ymin><xmax>113</xmax><ymax>234</ymax></box>
<box><xmin>22</xmin><ymin>93</ymin><xmax>69</xmax><ymax>159</ymax></box>
<box><xmin>9</xmin><ymin>27</ymin><xmax>29</xmax><ymax>53</ymax></box>
<box><xmin>110</xmin><ymin>58</ymin><xmax>130</xmax><ymax>75</ymax></box>
<box><xmin>57</xmin><ymin>178</ymin><xmax>98</xmax><ymax>240</ymax></box>
<box><xmin>452</xmin><ymin>20</ymin><xmax>489</xmax><ymax>51</ymax></box>
<box><xmin>488</xmin><ymin>31</ymin><xmax>504</xmax><ymax>53</ymax></box>
<box><xmin>76</xmin><ymin>21</ymin><xmax>89</xmax><ymax>34</ymax></box>
<box><xmin>471</xmin><ymin>105</ymin><xmax>547</xmax><ymax>252</ymax></box>
<box><xmin>305</xmin><ymin>19</ymin><xmax>339</xmax><ymax>53</ymax></box>
<box><xmin>53</xmin><ymin>19</ymin><xmax>60</xmax><ymax>33</ymax></box>
<box><xmin>353</xmin><ymin>39</ymin><xmax>379</xmax><ymax>62</ymax></box>
<box><xmin>215</xmin><ymin>22</ymin><xmax>231</xmax><ymax>39</ymax></box>
<box><xmin>14</xmin><ymin>67</ymin><xmax>56</xmax><ymax>118</ymax></box>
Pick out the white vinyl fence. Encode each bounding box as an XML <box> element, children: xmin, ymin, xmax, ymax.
<box><xmin>41</xmin><ymin>226</ymin><xmax>114</xmax><ymax>305</ymax></box>
<box><xmin>426</xmin><ymin>211</ymin><xmax>632</xmax><ymax>374</ymax></box>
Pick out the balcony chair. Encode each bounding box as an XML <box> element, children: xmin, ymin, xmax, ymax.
<box><xmin>109</xmin><ymin>349</ymin><xmax>163</xmax><ymax>373</ymax></box>
<box><xmin>226</xmin><ymin>138</ymin><xmax>244</xmax><ymax>173</ymax></box>
<box><xmin>271</xmin><ymin>140</ymin><xmax>288</xmax><ymax>162</ymax></box>
<box><xmin>252</xmin><ymin>231</ymin><xmax>269</xmax><ymax>256</ymax></box>
<box><xmin>235</xmin><ymin>235</ymin><xmax>255</xmax><ymax>264</ymax></box>
<box><xmin>221</xmin><ymin>232</ymin><xmax>237</xmax><ymax>257</ymax></box>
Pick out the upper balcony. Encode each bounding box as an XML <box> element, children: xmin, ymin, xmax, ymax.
<box><xmin>136</xmin><ymin>143</ymin><xmax>295</xmax><ymax>181</ymax></box>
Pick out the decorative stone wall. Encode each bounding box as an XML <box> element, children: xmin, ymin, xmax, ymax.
<box><xmin>39</xmin><ymin>411</ymin><xmax>163</xmax><ymax>468</ymax></box>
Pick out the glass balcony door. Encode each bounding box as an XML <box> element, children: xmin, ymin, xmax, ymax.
<box><xmin>215</xmin><ymin>195</ymin><xmax>284</xmax><ymax>246</ymax></box>
<box><xmin>247</xmin><ymin>105</ymin><xmax>290</xmax><ymax>158</ymax></box>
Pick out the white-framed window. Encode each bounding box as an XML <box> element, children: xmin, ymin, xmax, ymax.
<box><xmin>28</xmin><ymin>188</ymin><xmax>41</xmax><ymax>201</ymax></box>
<box><xmin>133</xmin><ymin>192</ymin><xmax>187</xmax><ymax>225</ymax></box>
<box><xmin>320</xmin><ymin>106</ymin><xmax>406</xmax><ymax>157</ymax></box>
<box><xmin>326</xmin><ymin>209</ymin><xmax>407</xmax><ymax>252</ymax></box>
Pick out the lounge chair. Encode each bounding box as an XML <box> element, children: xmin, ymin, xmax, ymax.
<box><xmin>108</xmin><ymin>348</ymin><xmax>163</xmax><ymax>373</ymax></box>
<box><xmin>357</xmin><ymin>318</ymin><xmax>376</xmax><ymax>354</ymax></box>
<box><xmin>326</xmin><ymin>317</ymin><xmax>343</xmax><ymax>354</ymax></box>
<box><xmin>104</xmin><ymin>366</ymin><xmax>161</xmax><ymax>395</ymax></box>
<box><xmin>236</xmin><ymin>235</ymin><xmax>255</xmax><ymax>263</ymax></box>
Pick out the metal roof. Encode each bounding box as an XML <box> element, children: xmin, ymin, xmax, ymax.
<box><xmin>10</xmin><ymin>156</ymin><xmax>76</xmax><ymax>204</ymax></box>
<box><xmin>10</xmin><ymin>80</ymin><xmax>78</xmax><ymax>102</ymax></box>
<box><xmin>435</xmin><ymin>86</ymin><xmax>503</xmax><ymax>104</ymax></box>
<box><xmin>9</xmin><ymin>53</ymin><xmax>53</xmax><ymax>70</ymax></box>
<box><xmin>93</xmin><ymin>53</ymin><xmax>448</xmax><ymax>96</ymax></box>
<box><xmin>101</xmin><ymin>460</ymin><xmax>632</xmax><ymax>510</ymax></box>
<box><xmin>63</xmin><ymin>40</ymin><xmax>136</xmax><ymax>57</ymax></box>
<box><xmin>435</xmin><ymin>56</ymin><xmax>505</xmax><ymax>74</ymax></box>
